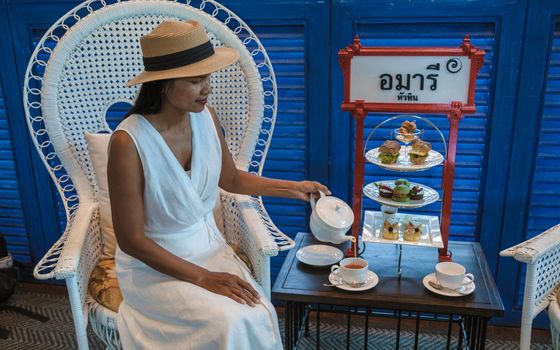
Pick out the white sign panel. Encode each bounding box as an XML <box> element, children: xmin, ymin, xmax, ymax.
<box><xmin>350</xmin><ymin>56</ymin><xmax>471</xmax><ymax>104</ymax></box>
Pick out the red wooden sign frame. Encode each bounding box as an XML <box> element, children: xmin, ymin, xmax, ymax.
<box><xmin>338</xmin><ymin>35</ymin><xmax>485</xmax><ymax>262</ymax></box>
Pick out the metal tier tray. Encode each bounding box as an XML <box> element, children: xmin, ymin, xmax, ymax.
<box><xmin>365</xmin><ymin>147</ymin><xmax>444</xmax><ymax>172</ymax></box>
<box><xmin>362</xmin><ymin>210</ymin><xmax>443</xmax><ymax>248</ymax></box>
<box><xmin>363</xmin><ymin>181</ymin><xmax>440</xmax><ymax>209</ymax></box>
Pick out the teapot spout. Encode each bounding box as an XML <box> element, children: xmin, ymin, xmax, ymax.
<box><xmin>330</xmin><ymin>235</ymin><xmax>355</xmax><ymax>244</ymax></box>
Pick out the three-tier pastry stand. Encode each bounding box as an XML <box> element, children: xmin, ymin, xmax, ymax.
<box><xmin>337</xmin><ymin>35</ymin><xmax>485</xmax><ymax>269</ymax></box>
<box><xmin>361</xmin><ymin>114</ymin><xmax>446</xmax><ymax>276</ymax></box>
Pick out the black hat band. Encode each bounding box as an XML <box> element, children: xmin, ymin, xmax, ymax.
<box><xmin>143</xmin><ymin>40</ymin><xmax>215</xmax><ymax>71</ymax></box>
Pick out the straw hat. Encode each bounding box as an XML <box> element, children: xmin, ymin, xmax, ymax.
<box><xmin>127</xmin><ymin>20</ymin><xmax>240</xmax><ymax>86</ymax></box>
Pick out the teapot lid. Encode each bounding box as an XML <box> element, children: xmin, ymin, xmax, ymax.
<box><xmin>315</xmin><ymin>196</ymin><xmax>354</xmax><ymax>229</ymax></box>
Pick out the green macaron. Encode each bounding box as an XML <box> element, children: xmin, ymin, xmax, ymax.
<box><xmin>394</xmin><ymin>179</ymin><xmax>410</xmax><ymax>187</ymax></box>
<box><xmin>392</xmin><ymin>184</ymin><xmax>410</xmax><ymax>202</ymax></box>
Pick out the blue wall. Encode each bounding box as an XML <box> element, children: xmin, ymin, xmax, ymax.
<box><xmin>0</xmin><ymin>0</ymin><xmax>559</xmax><ymax>327</ymax></box>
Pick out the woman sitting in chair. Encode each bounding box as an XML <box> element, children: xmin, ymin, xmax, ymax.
<box><xmin>107</xmin><ymin>20</ymin><xmax>329</xmax><ymax>349</ymax></box>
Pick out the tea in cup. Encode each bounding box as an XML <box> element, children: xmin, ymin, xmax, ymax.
<box><xmin>331</xmin><ymin>257</ymin><xmax>368</xmax><ymax>284</ymax></box>
<box><xmin>435</xmin><ymin>262</ymin><xmax>474</xmax><ymax>289</ymax></box>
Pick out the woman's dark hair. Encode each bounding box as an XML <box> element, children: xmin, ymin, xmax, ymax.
<box><xmin>125</xmin><ymin>79</ymin><xmax>172</xmax><ymax>118</ymax></box>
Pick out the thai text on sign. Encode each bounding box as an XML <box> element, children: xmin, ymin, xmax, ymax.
<box><xmin>350</xmin><ymin>56</ymin><xmax>471</xmax><ymax>104</ymax></box>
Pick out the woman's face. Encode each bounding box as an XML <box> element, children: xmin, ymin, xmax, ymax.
<box><xmin>164</xmin><ymin>74</ymin><xmax>211</xmax><ymax>113</ymax></box>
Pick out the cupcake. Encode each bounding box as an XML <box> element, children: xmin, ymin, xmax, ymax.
<box><xmin>382</xmin><ymin>218</ymin><xmax>399</xmax><ymax>240</ymax></box>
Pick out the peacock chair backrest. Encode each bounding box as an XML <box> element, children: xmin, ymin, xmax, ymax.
<box><xmin>23</xmin><ymin>0</ymin><xmax>277</xmax><ymax>224</ymax></box>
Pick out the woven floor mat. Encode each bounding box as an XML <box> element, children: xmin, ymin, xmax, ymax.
<box><xmin>277</xmin><ymin>314</ymin><xmax>553</xmax><ymax>350</ymax></box>
<box><xmin>0</xmin><ymin>287</ymin><xmax>553</xmax><ymax>349</ymax></box>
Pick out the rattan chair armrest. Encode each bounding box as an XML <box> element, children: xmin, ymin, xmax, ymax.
<box><xmin>500</xmin><ymin>223</ymin><xmax>560</xmax><ymax>264</ymax></box>
<box><xmin>33</xmin><ymin>202</ymin><xmax>98</xmax><ymax>280</ymax></box>
<box><xmin>236</xmin><ymin>194</ymin><xmax>295</xmax><ymax>254</ymax></box>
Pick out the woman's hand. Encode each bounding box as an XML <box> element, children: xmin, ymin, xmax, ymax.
<box><xmin>197</xmin><ymin>271</ymin><xmax>260</xmax><ymax>307</ymax></box>
<box><xmin>293</xmin><ymin>181</ymin><xmax>331</xmax><ymax>202</ymax></box>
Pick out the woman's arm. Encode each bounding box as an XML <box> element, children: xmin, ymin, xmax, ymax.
<box><xmin>107</xmin><ymin>131</ymin><xmax>259</xmax><ymax>306</ymax></box>
<box><xmin>209</xmin><ymin>107</ymin><xmax>330</xmax><ymax>200</ymax></box>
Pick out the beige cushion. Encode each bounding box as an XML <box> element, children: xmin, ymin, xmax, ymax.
<box><xmin>85</xmin><ymin>132</ymin><xmax>226</xmax><ymax>259</ymax></box>
<box><xmin>230</xmin><ymin>243</ymin><xmax>253</xmax><ymax>273</ymax></box>
<box><xmin>88</xmin><ymin>259</ymin><xmax>122</xmax><ymax>312</ymax></box>
<box><xmin>85</xmin><ymin>133</ymin><xmax>115</xmax><ymax>260</ymax></box>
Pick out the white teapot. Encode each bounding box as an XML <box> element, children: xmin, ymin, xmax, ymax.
<box><xmin>309</xmin><ymin>192</ymin><xmax>354</xmax><ymax>244</ymax></box>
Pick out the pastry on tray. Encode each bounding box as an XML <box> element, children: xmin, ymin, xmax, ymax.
<box><xmin>394</xmin><ymin>178</ymin><xmax>410</xmax><ymax>187</ymax></box>
<box><xmin>398</xmin><ymin>120</ymin><xmax>417</xmax><ymax>134</ymax></box>
<box><xmin>409</xmin><ymin>185</ymin><xmax>424</xmax><ymax>200</ymax></box>
<box><xmin>392</xmin><ymin>184</ymin><xmax>410</xmax><ymax>202</ymax></box>
<box><xmin>375</xmin><ymin>183</ymin><xmax>394</xmax><ymax>198</ymax></box>
<box><xmin>382</xmin><ymin>218</ymin><xmax>399</xmax><ymax>240</ymax></box>
<box><xmin>397</xmin><ymin>120</ymin><xmax>418</xmax><ymax>143</ymax></box>
<box><xmin>403</xmin><ymin>220</ymin><xmax>422</xmax><ymax>241</ymax></box>
<box><xmin>409</xmin><ymin>139</ymin><xmax>432</xmax><ymax>165</ymax></box>
<box><xmin>378</xmin><ymin>140</ymin><xmax>401</xmax><ymax>164</ymax></box>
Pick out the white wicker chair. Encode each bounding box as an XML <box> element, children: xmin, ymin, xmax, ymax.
<box><xmin>500</xmin><ymin>223</ymin><xmax>560</xmax><ymax>350</ymax></box>
<box><xmin>23</xmin><ymin>1</ymin><xmax>295</xmax><ymax>348</ymax></box>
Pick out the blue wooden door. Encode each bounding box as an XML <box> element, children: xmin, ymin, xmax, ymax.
<box><xmin>0</xmin><ymin>0</ymin><xmax>76</xmax><ymax>266</ymax></box>
<box><xmin>495</xmin><ymin>0</ymin><xmax>560</xmax><ymax>327</ymax></box>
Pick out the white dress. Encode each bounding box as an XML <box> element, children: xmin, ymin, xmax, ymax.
<box><xmin>114</xmin><ymin>107</ymin><xmax>282</xmax><ymax>350</ymax></box>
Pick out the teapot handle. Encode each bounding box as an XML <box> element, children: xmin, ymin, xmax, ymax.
<box><xmin>310</xmin><ymin>190</ymin><xmax>327</xmax><ymax>211</ymax></box>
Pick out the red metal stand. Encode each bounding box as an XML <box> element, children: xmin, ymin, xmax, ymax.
<box><xmin>346</xmin><ymin>101</ymin><xmax>366</xmax><ymax>257</ymax></box>
<box><xmin>338</xmin><ymin>35</ymin><xmax>485</xmax><ymax>261</ymax></box>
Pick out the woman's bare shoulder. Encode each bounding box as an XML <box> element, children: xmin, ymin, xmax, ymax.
<box><xmin>109</xmin><ymin>130</ymin><xmax>135</xmax><ymax>151</ymax></box>
<box><xmin>108</xmin><ymin>130</ymin><xmax>142</xmax><ymax>173</ymax></box>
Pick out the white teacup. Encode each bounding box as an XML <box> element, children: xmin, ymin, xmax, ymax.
<box><xmin>435</xmin><ymin>262</ymin><xmax>474</xmax><ymax>289</ymax></box>
<box><xmin>331</xmin><ymin>257</ymin><xmax>368</xmax><ymax>284</ymax></box>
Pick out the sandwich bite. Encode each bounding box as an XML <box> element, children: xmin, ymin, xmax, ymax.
<box><xmin>409</xmin><ymin>139</ymin><xmax>432</xmax><ymax>165</ymax></box>
<box><xmin>378</xmin><ymin>140</ymin><xmax>401</xmax><ymax>164</ymax></box>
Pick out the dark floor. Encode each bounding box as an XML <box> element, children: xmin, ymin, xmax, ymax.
<box><xmin>3</xmin><ymin>282</ymin><xmax>554</xmax><ymax>349</ymax></box>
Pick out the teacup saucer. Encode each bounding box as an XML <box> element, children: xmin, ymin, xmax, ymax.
<box><xmin>328</xmin><ymin>270</ymin><xmax>379</xmax><ymax>291</ymax></box>
<box><xmin>296</xmin><ymin>245</ymin><xmax>343</xmax><ymax>267</ymax></box>
<box><xmin>423</xmin><ymin>273</ymin><xmax>475</xmax><ymax>297</ymax></box>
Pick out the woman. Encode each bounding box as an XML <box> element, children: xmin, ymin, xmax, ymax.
<box><xmin>107</xmin><ymin>20</ymin><xmax>329</xmax><ymax>349</ymax></box>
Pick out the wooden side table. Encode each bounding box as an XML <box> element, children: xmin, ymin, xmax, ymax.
<box><xmin>272</xmin><ymin>233</ymin><xmax>504</xmax><ymax>349</ymax></box>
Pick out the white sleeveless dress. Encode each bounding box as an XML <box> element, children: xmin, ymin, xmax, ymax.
<box><xmin>114</xmin><ymin>107</ymin><xmax>282</xmax><ymax>350</ymax></box>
